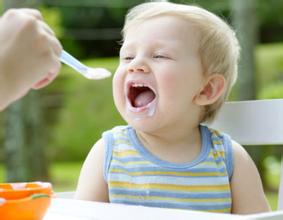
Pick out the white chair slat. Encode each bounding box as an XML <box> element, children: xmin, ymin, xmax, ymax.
<box><xmin>208</xmin><ymin>99</ymin><xmax>283</xmax><ymax>210</ymax></box>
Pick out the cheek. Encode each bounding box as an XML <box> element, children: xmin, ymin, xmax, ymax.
<box><xmin>112</xmin><ymin>69</ymin><xmax>125</xmax><ymax>109</ymax></box>
<box><xmin>158</xmin><ymin>71</ymin><xmax>202</xmax><ymax>104</ymax></box>
<box><xmin>159</xmin><ymin>72</ymin><xmax>186</xmax><ymax>98</ymax></box>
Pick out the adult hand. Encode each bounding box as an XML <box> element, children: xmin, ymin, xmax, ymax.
<box><xmin>0</xmin><ymin>8</ymin><xmax>62</xmax><ymax>110</ymax></box>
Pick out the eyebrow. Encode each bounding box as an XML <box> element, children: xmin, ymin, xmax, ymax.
<box><xmin>121</xmin><ymin>41</ymin><xmax>180</xmax><ymax>53</ymax></box>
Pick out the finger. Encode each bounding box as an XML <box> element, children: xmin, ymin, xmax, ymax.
<box><xmin>38</xmin><ymin>20</ymin><xmax>55</xmax><ymax>36</ymax></box>
<box><xmin>38</xmin><ymin>21</ymin><xmax>62</xmax><ymax>56</ymax></box>
<box><xmin>53</xmin><ymin>37</ymin><xmax>63</xmax><ymax>57</ymax></box>
<box><xmin>45</xmin><ymin>33</ymin><xmax>62</xmax><ymax>57</ymax></box>
<box><xmin>17</xmin><ymin>8</ymin><xmax>43</xmax><ymax>20</ymax></box>
<box><xmin>32</xmin><ymin>71</ymin><xmax>58</xmax><ymax>90</ymax></box>
<box><xmin>2</xmin><ymin>8</ymin><xmax>42</xmax><ymax>22</ymax></box>
<box><xmin>27</xmin><ymin>16</ymin><xmax>62</xmax><ymax>56</ymax></box>
<box><xmin>32</xmin><ymin>76</ymin><xmax>51</xmax><ymax>90</ymax></box>
<box><xmin>32</xmin><ymin>60</ymin><xmax>61</xmax><ymax>90</ymax></box>
<box><xmin>35</xmin><ymin>29</ymin><xmax>62</xmax><ymax>57</ymax></box>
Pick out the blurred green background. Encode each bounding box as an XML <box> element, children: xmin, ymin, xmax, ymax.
<box><xmin>0</xmin><ymin>0</ymin><xmax>283</xmax><ymax>211</ymax></box>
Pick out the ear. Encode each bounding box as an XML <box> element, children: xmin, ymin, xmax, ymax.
<box><xmin>194</xmin><ymin>74</ymin><xmax>226</xmax><ymax>106</ymax></box>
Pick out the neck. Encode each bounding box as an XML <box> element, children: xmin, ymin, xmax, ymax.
<box><xmin>135</xmin><ymin>124</ymin><xmax>202</xmax><ymax>163</ymax></box>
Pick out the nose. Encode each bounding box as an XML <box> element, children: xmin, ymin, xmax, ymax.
<box><xmin>127</xmin><ymin>57</ymin><xmax>150</xmax><ymax>73</ymax></box>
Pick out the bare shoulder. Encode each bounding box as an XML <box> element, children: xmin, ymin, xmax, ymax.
<box><xmin>230</xmin><ymin>140</ymin><xmax>270</xmax><ymax>214</ymax></box>
<box><xmin>231</xmin><ymin>140</ymin><xmax>252</xmax><ymax>164</ymax></box>
<box><xmin>75</xmin><ymin>138</ymin><xmax>109</xmax><ymax>202</ymax></box>
<box><xmin>86</xmin><ymin>138</ymin><xmax>105</xmax><ymax>160</ymax></box>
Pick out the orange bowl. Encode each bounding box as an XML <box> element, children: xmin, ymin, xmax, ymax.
<box><xmin>0</xmin><ymin>182</ymin><xmax>53</xmax><ymax>220</ymax></box>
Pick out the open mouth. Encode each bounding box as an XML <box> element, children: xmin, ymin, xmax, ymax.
<box><xmin>127</xmin><ymin>82</ymin><xmax>156</xmax><ymax>109</ymax></box>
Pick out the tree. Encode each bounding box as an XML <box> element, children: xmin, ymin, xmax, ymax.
<box><xmin>230</xmin><ymin>0</ymin><xmax>271</xmax><ymax>188</ymax></box>
<box><xmin>3</xmin><ymin>0</ymin><xmax>49</xmax><ymax>182</ymax></box>
<box><xmin>230</xmin><ymin>0</ymin><xmax>258</xmax><ymax>100</ymax></box>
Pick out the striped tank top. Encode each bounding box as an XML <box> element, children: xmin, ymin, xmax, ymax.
<box><xmin>103</xmin><ymin>125</ymin><xmax>233</xmax><ymax>213</ymax></box>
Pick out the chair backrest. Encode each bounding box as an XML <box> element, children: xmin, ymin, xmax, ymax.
<box><xmin>207</xmin><ymin>99</ymin><xmax>283</xmax><ymax>210</ymax></box>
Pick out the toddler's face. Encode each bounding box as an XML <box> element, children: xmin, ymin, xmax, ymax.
<box><xmin>113</xmin><ymin>15</ymin><xmax>205</xmax><ymax>132</ymax></box>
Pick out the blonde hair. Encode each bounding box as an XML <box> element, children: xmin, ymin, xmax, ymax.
<box><xmin>122</xmin><ymin>1</ymin><xmax>240</xmax><ymax>123</ymax></box>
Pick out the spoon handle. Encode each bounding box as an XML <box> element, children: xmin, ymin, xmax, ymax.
<box><xmin>60</xmin><ymin>50</ymin><xmax>87</xmax><ymax>74</ymax></box>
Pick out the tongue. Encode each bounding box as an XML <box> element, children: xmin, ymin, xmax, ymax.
<box><xmin>134</xmin><ymin>90</ymin><xmax>155</xmax><ymax>107</ymax></box>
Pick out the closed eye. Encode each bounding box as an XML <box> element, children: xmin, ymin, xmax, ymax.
<box><xmin>153</xmin><ymin>54</ymin><xmax>169</xmax><ymax>59</ymax></box>
<box><xmin>121</xmin><ymin>56</ymin><xmax>134</xmax><ymax>61</ymax></box>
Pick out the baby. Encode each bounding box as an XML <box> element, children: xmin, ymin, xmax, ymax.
<box><xmin>75</xmin><ymin>1</ymin><xmax>270</xmax><ymax>214</ymax></box>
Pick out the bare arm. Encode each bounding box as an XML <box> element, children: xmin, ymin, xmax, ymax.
<box><xmin>230</xmin><ymin>141</ymin><xmax>271</xmax><ymax>214</ymax></box>
<box><xmin>75</xmin><ymin>138</ymin><xmax>109</xmax><ymax>202</ymax></box>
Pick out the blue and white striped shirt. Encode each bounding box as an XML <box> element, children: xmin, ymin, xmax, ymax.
<box><xmin>103</xmin><ymin>125</ymin><xmax>233</xmax><ymax>213</ymax></box>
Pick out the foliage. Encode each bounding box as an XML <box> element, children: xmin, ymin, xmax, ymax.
<box><xmin>39</xmin><ymin>6</ymin><xmax>63</xmax><ymax>38</ymax></box>
<box><xmin>256</xmin><ymin>43</ymin><xmax>283</xmax><ymax>92</ymax></box>
<box><xmin>40</xmin><ymin>0</ymin><xmax>283</xmax><ymax>57</ymax></box>
<box><xmin>2</xmin><ymin>0</ymin><xmax>283</xmax><ymax>57</ymax></box>
<box><xmin>179</xmin><ymin>0</ymin><xmax>283</xmax><ymax>27</ymax></box>
<box><xmin>48</xmin><ymin>161</ymin><xmax>81</xmax><ymax>192</ymax></box>
<box><xmin>256</xmin><ymin>43</ymin><xmax>283</xmax><ymax>100</ymax></box>
<box><xmin>42</xmin><ymin>0</ymin><xmax>144</xmax><ymax>57</ymax></box>
<box><xmin>258</xmin><ymin>82</ymin><xmax>283</xmax><ymax>100</ymax></box>
<box><xmin>47</xmin><ymin>57</ymin><xmax>124</xmax><ymax>161</ymax></box>
<box><xmin>258</xmin><ymin>0</ymin><xmax>283</xmax><ymax>26</ymax></box>
<box><xmin>0</xmin><ymin>0</ymin><xmax>3</xmax><ymax>13</ymax></box>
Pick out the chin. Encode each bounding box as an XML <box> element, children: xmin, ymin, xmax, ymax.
<box><xmin>126</xmin><ymin>115</ymin><xmax>161</xmax><ymax>133</ymax></box>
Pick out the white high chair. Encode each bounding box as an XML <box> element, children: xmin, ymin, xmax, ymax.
<box><xmin>208</xmin><ymin>99</ymin><xmax>283</xmax><ymax>210</ymax></box>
